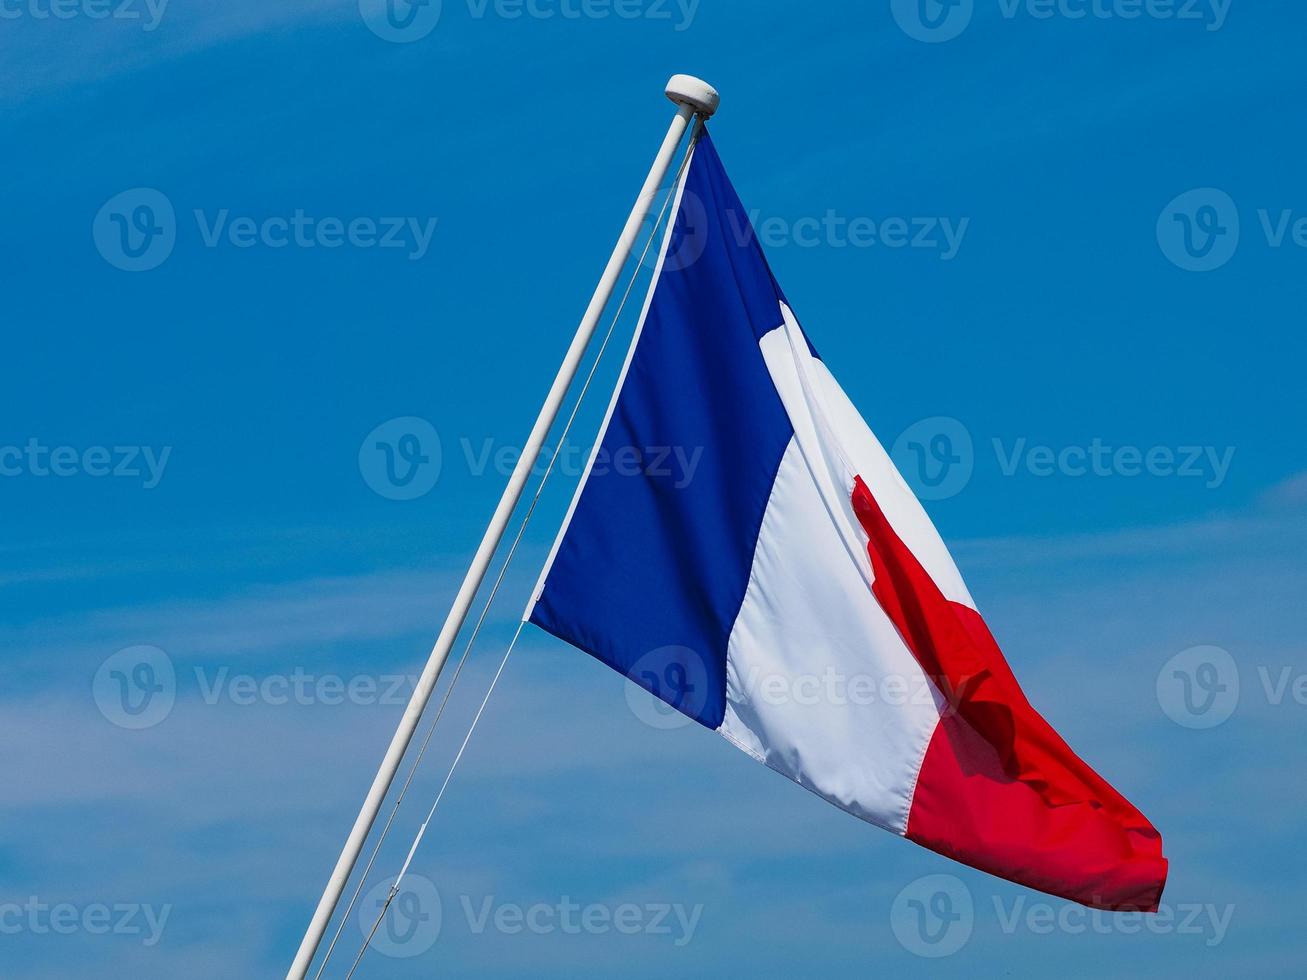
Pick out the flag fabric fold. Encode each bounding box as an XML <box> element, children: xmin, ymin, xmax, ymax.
<box><xmin>527</xmin><ymin>130</ymin><xmax>1167</xmax><ymax>911</ymax></box>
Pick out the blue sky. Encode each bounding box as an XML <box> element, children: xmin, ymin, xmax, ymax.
<box><xmin>2</xmin><ymin>0</ymin><xmax>1305</xmax><ymax>976</ymax></box>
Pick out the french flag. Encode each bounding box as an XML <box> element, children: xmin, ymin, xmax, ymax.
<box><xmin>527</xmin><ymin>131</ymin><xmax>1167</xmax><ymax>911</ymax></box>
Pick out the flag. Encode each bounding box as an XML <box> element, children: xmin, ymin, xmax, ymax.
<box><xmin>527</xmin><ymin>131</ymin><xmax>1167</xmax><ymax>911</ymax></box>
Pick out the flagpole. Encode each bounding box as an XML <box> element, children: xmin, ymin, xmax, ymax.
<box><xmin>286</xmin><ymin>74</ymin><xmax>719</xmax><ymax>980</ymax></box>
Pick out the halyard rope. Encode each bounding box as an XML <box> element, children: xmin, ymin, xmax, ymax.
<box><xmin>320</xmin><ymin>121</ymin><xmax>704</xmax><ymax>980</ymax></box>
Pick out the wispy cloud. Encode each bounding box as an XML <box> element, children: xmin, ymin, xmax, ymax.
<box><xmin>0</xmin><ymin>0</ymin><xmax>350</xmax><ymax>106</ymax></box>
<box><xmin>3</xmin><ymin>489</ymin><xmax>1303</xmax><ymax>975</ymax></box>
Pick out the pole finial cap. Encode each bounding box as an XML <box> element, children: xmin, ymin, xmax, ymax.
<box><xmin>665</xmin><ymin>74</ymin><xmax>720</xmax><ymax>117</ymax></box>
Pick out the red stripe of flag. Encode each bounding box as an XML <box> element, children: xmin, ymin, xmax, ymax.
<box><xmin>851</xmin><ymin>476</ymin><xmax>1167</xmax><ymax>911</ymax></box>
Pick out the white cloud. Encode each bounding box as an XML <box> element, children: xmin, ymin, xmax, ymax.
<box><xmin>3</xmin><ymin>492</ymin><xmax>1303</xmax><ymax>975</ymax></box>
<box><xmin>0</xmin><ymin>0</ymin><xmax>351</xmax><ymax>105</ymax></box>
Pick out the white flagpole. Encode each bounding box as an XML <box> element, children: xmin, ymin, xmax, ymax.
<box><xmin>287</xmin><ymin>74</ymin><xmax>720</xmax><ymax>980</ymax></box>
